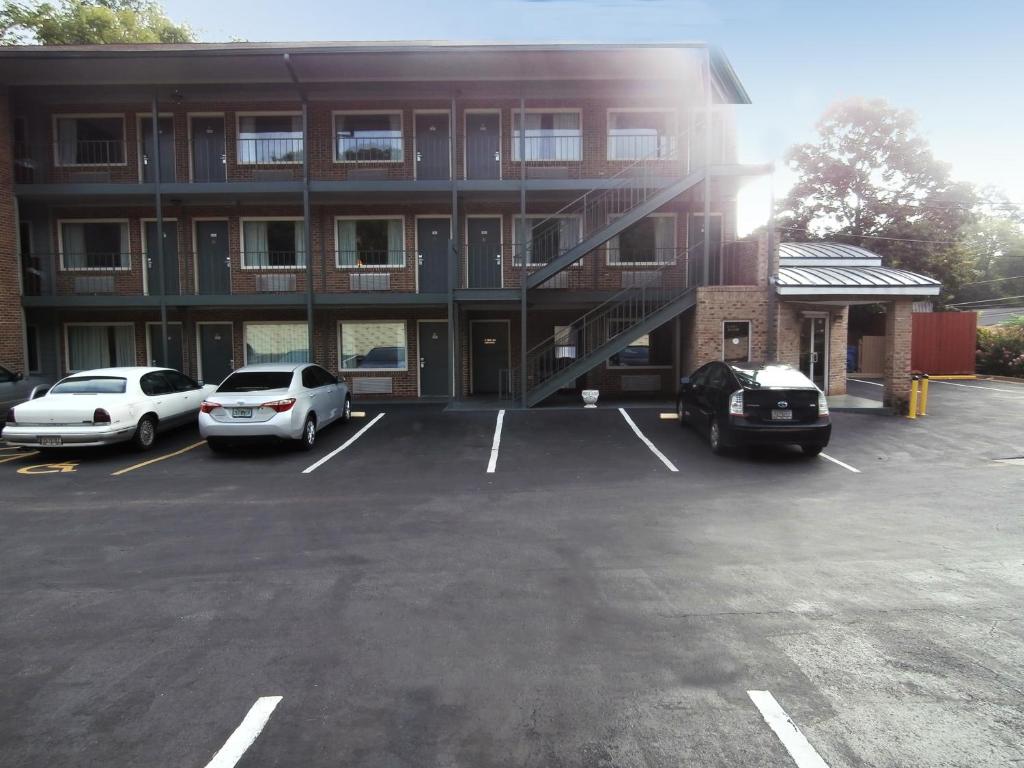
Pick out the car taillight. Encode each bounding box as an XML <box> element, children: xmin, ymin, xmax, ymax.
<box><xmin>5</xmin><ymin>407</ymin><xmax>15</xmax><ymax>424</ymax></box>
<box><xmin>200</xmin><ymin>401</ymin><xmax>221</xmax><ymax>414</ymax></box>
<box><xmin>817</xmin><ymin>390</ymin><xmax>830</xmax><ymax>417</ymax></box>
<box><xmin>93</xmin><ymin>408</ymin><xmax>111</xmax><ymax>425</ymax></box>
<box><xmin>260</xmin><ymin>398</ymin><xmax>296</xmax><ymax>413</ymax></box>
<box><xmin>728</xmin><ymin>389</ymin><xmax>744</xmax><ymax>416</ymax></box>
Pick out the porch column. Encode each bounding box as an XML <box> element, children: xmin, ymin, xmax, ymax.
<box><xmin>883</xmin><ymin>298</ymin><xmax>914</xmax><ymax>411</ymax></box>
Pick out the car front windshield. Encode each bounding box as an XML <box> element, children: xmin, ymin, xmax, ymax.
<box><xmin>217</xmin><ymin>371</ymin><xmax>294</xmax><ymax>392</ymax></box>
<box><xmin>732</xmin><ymin>364</ymin><xmax>815</xmax><ymax>389</ymax></box>
<box><xmin>50</xmin><ymin>376</ymin><xmax>127</xmax><ymax>394</ymax></box>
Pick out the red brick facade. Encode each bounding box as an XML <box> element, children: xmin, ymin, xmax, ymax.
<box><xmin>0</xmin><ymin>86</ymin><xmax>26</xmax><ymax>373</ymax></box>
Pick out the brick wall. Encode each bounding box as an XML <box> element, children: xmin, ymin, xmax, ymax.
<box><xmin>884</xmin><ymin>299</ymin><xmax>913</xmax><ymax>409</ymax></box>
<box><xmin>683</xmin><ymin>286</ymin><xmax>769</xmax><ymax>374</ymax></box>
<box><xmin>0</xmin><ymin>87</ymin><xmax>26</xmax><ymax>372</ymax></box>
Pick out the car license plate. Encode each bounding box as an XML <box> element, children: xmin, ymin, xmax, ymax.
<box><xmin>232</xmin><ymin>408</ymin><xmax>253</xmax><ymax>419</ymax></box>
<box><xmin>771</xmin><ymin>409</ymin><xmax>793</xmax><ymax>421</ymax></box>
<box><xmin>39</xmin><ymin>435</ymin><xmax>62</xmax><ymax>446</ymax></box>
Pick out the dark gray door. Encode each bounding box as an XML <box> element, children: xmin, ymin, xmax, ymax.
<box><xmin>415</xmin><ymin>113</ymin><xmax>450</xmax><ymax>180</ymax></box>
<box><xmin>417</xmin><ymin>217</ymin><xmax>449</xmax><ymax>294</ymax></box>
<box><xmin>191</xmin><ymin>116</ymin><xmax>225</xmax><ymax>182</ymax></box>
<box><xmin>418</xmin><ymin>321</ymin><xmax>449</xmax><ymax>397</ymax></box>
<box><xmin>467</xmin><ymin>217</ymin><xmax>502</xmax><ymax>289</ymax></box>
<box><xmin>141</xmin><ymin>117</ymin><xmax>175</xmax><ymax>183</ymax></box>
<box><xmin>148</xmin><ymin>324</ymin><xmax>183</xmax><ymax>370</ymax></box>
<box><xmin>471</xmin><ymin>321</ymin><xmax>509</xmax><ymax>394</ymax></box>
<box><xmin>196</xmin><ymin>220</ymin><xmax>230</xmax><ymax>294</ymax></box>
<box><xmin>145</xmin><ymin>220</ymin><xmax>180</xmax><ymax>296</ymax></box>
<box><xmin>466</xmin><ymin>112</ymin><xmax>500</xmax><ymax>179</ymax></box>
<box><xmin>199</xmin><ymin>323</ymin><xmax>233</xmax><ymax>385</ymax></box>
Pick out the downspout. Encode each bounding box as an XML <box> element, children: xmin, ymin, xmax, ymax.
<box><xmin>702</xmin><ymin>48</ymin><xmax>712</xmax><ymax>287</ymax></box>
<box><xmin>519</xmin><ymin>92</ymin><xmax>527</xmax><ymax>407</ymax></box>
<box><xmin>449</xmin><ymin>93</ymin><xmax>458</xmax><ymax>401</ymax></box>
<box><xmin>151</xmin><ymin>92</ymin><xmax>168</xmax><ymax>367</ymax></box>
<box><xmin>283</xmin><ymin>54</ymin><xmax>315</xmax><ymax>362</ymax></box>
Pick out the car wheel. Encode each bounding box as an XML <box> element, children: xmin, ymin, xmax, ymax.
<box><xmin>207</xmin><ymin>438</ymin><xmax>229</xmax><ymax>454</ymax></box>
<box><xmin>341</xmin><ymin>396</ymin><xmax>352</xmax><ymax>423</ymax></box>
<box><xmin>801</xmin><ymin>444</ymin><xmax>823</xmax><ymax>457</ymax></box>
<box><xmin>708</xmin><ymin>417</ymin><xmax>726</xmax><ymax>455</ymax></box>
<box><xmin>298</xmin><ymin>415</ymin><xmax>317</xmax><ymax>451</ymax></box>
<box><xmin>132</xmin><ymin>415</ymin><xmax>157</xmax><ymax>451</ymax></box>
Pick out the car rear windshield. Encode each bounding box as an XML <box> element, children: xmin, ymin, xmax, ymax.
<box><xmin>732</xmin><ymin>365</ymin><xmax>815</xmax><ymax>389</ymax></box>
<box><xmin>50</xmin><ymin>376</ymin><xmax>127</xmax><ymax>394</ymax></box>
<box><xmin>217</xmin><ymin>371</ymin><xmax>294</xmax><ymax>392</ymax></box>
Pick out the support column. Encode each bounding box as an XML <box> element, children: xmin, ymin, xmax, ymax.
<box><xmin>701</xmin><ymin>48</ymin><xmax>712</xmax><ymax>287</ymax></box>
<box><xmin>301</xmin><ymin>101</ymin><xmax>314</xmax><ymax>360</ymax></box>
<box><xmin>448</xmin><ymin>94</ymin><xmax>458</xmax><ymax>400</ymax></box>
<box><xmin>151</xmin><ymin>93</ymin><xmax>169</xmax><ymax>366</ymax></box>
<box><xmin>519</xmin><ymin>92</ymin><xmax>528</xmax><ymax>406</ymax></box>
<box><xmin>883</xmin><ymin>299</ymin><xmax>913</xmax><ymax>411</ymax></box>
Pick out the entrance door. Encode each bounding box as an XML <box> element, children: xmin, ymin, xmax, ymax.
<box><xmin>145</xmin><ymin>221</ymin><xmax>180</xmax><ymax>296</ymax></box>
<box><xmin>191</xmin><ymin>116</ymin><xmax>226</xmax><ymax>182</ymax></box>
<box><xmin>417</xmin><ymin>217</ymin><xmax>450</xmax><ymax>293</ymax></box>
<box><xmin>466</xmin><ymin>217</ymin><xmax>502</xmax><ymax>289</ymax></box>
<box><xmin>141</xmin><ymin>117</ymin><xmax>175</xmax><ymax>183</ymax></box>
<box><xmin>471</xmin><ymin>321</ymin><xmax>509</xmax><ymax>394</ymax></box>
<box><xmin>465</xmin><ymin>112</ymin><xmax>500</xmax><ymax>179</ymax></box>
<box><xmin>148</xmin><ymin>324</ymin><xmax>183</xmax><ymax>370</ymax></box>
<box><xmin>415</xmin><ymin>113</ymin><xmax>450</xmax><ymax>180</ymax></box>
<box><xmin>199</xmin><ymin>323</ymin><xmax>234</xmax><ymax>384</ymax></box>
<box><xmin>195</xmin><ymin>220</ymin><xmax>230</xmax><ymax>294</ymax></box>
<box><xmin>418</xmin><ymin>321</ymin><xmax>449</xmax><ymax>397</ymax></box>
<box><xmin>799</xmin><ymin>316</ymin><xmax>829</xmax><ymax>390</ymax></box>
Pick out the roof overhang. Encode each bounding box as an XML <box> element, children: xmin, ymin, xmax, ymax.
<box><xmin>776</xmin><ymin>286</ymin><xmax>942</xmax><ymax>297</ymax></box>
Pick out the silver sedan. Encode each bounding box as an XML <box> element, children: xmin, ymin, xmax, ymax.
<box><xmin>198</xmin><ymin>363</ymin><xmax>351</xmax><ymax>451</ymax></box>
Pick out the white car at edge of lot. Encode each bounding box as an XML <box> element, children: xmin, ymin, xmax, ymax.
<box><xmin>198</xmin><ymin>363</ymin><xmax>351</xmax><ymax>452</ymax></box>
<box><xmin>2</xmin><ymin>367</ymin><xmax>217</xmax><ymax>451</ymax></box>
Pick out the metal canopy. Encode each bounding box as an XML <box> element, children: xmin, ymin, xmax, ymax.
<box><xmin>779</xmin><ymin>242</ymin><xmax>882</xmax><ymax>262</ymax></box>
<box><xmin>776</xmin><ymin>265</ymin><xmax>941</xmax><ymax>297</ymax></box>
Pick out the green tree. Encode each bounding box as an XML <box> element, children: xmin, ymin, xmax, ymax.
<box><xmin>1</xmin><ymin>0</ymin><xmax>194</xmax><ymax>45</ymax></box>
<box><xmin>777</xmin><ymin>98</ymin><xmax>978</xmax><ymax>304</ymax></box>
<box><xmin>956</xmin><ymin>199</ymin><xmax>1024</xmax><ymax>304</ymax></box>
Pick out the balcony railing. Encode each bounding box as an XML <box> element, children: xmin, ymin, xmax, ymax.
<box><xmin>606</xmin><ymin>133</ymin><xmax>678</xmax><ymax>162</ymax></box>
<box><xmin>335</xmin><ymin>136</ymin><xmax>404</xmax><ymax>163</ymax></box>
<box><xmin>235</xmin><ymin>137</ymin><xmax>304</xmax><ymax>165</ymax></box>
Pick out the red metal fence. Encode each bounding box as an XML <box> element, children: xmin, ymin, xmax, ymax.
<box><xmin>911</xmin><ymin>312</ymin><xmax>977</xmax><ymax>375</ymax></box>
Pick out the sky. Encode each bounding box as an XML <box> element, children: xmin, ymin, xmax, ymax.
<box><xmin>163</xmin><ymin>0</ymin><xmax>1023</xmax><ymax>234</ymax></box>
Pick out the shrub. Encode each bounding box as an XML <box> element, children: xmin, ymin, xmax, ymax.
<box><xmin>977</xmin><ymin>325</ymin><xmax>1024</xmax><ymax>377</ymax></box>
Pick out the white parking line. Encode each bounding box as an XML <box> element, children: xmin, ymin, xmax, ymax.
<box><xmin>619</xmin><ymin>408</ymin><xmax>679</xmax><ymax>472</ymax></box>
<box><xmin>302</xmin><ymin>412</ymin><xmax>385</xmax><ymax>474</ymax></box>
<box><xmin>747</xmin><ymin>690</ymin><xmax>830</xmax><ymax>768</ymax></box>
<box><xmin>932</xmin><ymin>380</ymin><xmax>1024</xmax><ymax>394</ymax></box>
<box><xmin>819</xmin><ymin>452</ymin><xmax>861</xmax><ymax>473</ymax></box>
<box><xmin>486</xmin><ymin>409</ymin><xmax>505</xmax><ymax>473</ymax></box>
<box><xmin>203</xmin><ymin>695</ymin><xmax>282</xmax><ymax>768</ymax></box>
<box><xmin>848</xmin><ymin>378</ymin><xmax>883</xmax><ymax>386</ymax></box>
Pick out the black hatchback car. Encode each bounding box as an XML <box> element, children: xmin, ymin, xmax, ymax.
<box><xmin>677</xmin><ymin>361</ymin><xmax>831</xmax><ymax>455</ymax></box>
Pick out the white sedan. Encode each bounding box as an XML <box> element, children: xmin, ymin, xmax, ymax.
<box><xmin>198</xmin><ymin>363</ymin><xmax>351</xmax><ymax>451</ymax></box>
<box><xmin>2</xmin><ymin>367</ymin><xmax>216</xmax><ymax>451</ymax></box>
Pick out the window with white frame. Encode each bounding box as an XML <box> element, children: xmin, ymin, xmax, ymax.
<box><xmin>336</xmin><ymin>218</ymin><xmax>405</xmax><ymax>267</ymax></box>
<box><xmin>607</xmin><ymin>320</ymin><xmax>672</xmax><ymax>368</ymax></box>
<box><xmin>241</xmin><ymin>220</ymin><xmax>306</xmax><ymax>268</ymax></box>
<box><xmin>334</xmin><ymin>113</ymin><xmax>403</xmax><ymax>161</ymax></box>
<box><xmin>514</xmin><ymin>216</ymin><xmax>581</xmax><ymax>265</ymax></box>
<box><xmin>55</xmin><ymin>116</ymin><xmax>125</xmax><ymax>165</ymax></box>
<box><xmin>512</xmin><ymin>111</ymin><xmax>581</xmax><ymax>161</ymax></box>
<box><xmin>607</xmin><ymin>110</ymin><xmax>675</xmax><ymax>160</ymax></box>
<box><xmin>237</xmin><ymin>115</ymin><xmax>303</xmax><ymax>164</ymax></box>
<box><xmin>244</xmin><ymin>323</ymin><xmax>309</xmax><ymax>364</ymax></box>
<box><xmin>723</xmin><ymin>320</ymin><xmax>751</xmax><ymax>362</ymax></box>
<box><xmin>66</xmin><ymin>324</ymin><xmax>135</xmax><ymax>371</ymax></box>
<box><xmin>339</xmin><ymin>321</ymin><xmax>407</xmax><ymax>371</ymax></box>
<box><xmin>60</xmin><ymin>221</ymin><xmax>130</xmax><ymax>270</ymax></box>
<box><xmin>607</xmin><ymin>215</ymin><xmax>676</xmax><ymax>265</ymax></box>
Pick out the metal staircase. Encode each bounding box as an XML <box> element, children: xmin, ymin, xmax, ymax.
<box><xmin>521</xmin><ymin>261</ymin><xmax>698</xmax><ymax>407</ymax></box>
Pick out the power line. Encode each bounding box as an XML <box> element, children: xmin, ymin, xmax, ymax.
<box><xmin>960</xmin><ymin>275</ymin><xmax>1024</xmax><ymax>287</ymax></box>
<box><xmin>948</xmin><ymin>293</ymin><xmax>1024</xmax><ymax>308</ymax></box>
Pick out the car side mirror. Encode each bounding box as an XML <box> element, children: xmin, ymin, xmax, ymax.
<box><xmin>14</xmin><ymin>372</ymin><xmax>23</xmax><ymax>382</ymax></box>
<box><xmin>29</xmin><ymin>385</ymin><xmax>49</xmax><ymax>399</ymax></box>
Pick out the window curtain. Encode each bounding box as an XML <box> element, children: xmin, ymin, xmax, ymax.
<box><xmin>61</xmin><ymin>223</ymin><xmax>86</xmax><ymax>269</ymax></box>
<box><xmin>654</xmin><ymin>217</ymin><xmax>675</xmax><ymax>263</ymax></box>
<box><xmin>113</xmin><ymin>325</ymin><xmax>135</xmax><ymax>365</ymax></box>
<box><xmin>337</xmin><ymin>220</ymin><xmax>357</xmax><ymax>266</ymax></box>
<box><xmin>57</xmin><ymin>119</ymin><xmax>77</xmax><ymax>165</ymax></box>
<box><xmin>387</xmin><ymin>219</ymin><xmax>403</xmax><ymax>266</ymax></box>
<box><xmin>293</xmin><ymin>222</ymin><xmax>306</xmax><ymax>266</ymax></box>
<box><xmin>117</xmin><ymin>222</ymin><xmax>130</xmax><ymax>269</ymax></box>
<box><xmin>553</xmin><ymin>113</ymin><xmax>580</xmax><ymax>160</ymax></box>
<box><xmin>243</xmin><ymin>221</ymin><xmax>269</xmax><ymax>267</ymax></box>
<box><xmin>246</xmin><ymin>324</ymin><xmax>308</xmax><ymax>364</ymax></box>
<box><xmin>558</xmin><ymin>217</ymin><xmax>580</xmax><ymax>256</ymax></box>
<box><xmin>68</xmin><ymin>326</ymin><xmax>108</xmax><ymax>370</ymax></box>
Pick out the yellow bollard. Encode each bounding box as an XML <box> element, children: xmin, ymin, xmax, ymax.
<box><xmin>907</xmin><ymin>377</ymin><xmax>919</xmax><ymax>420</ymax></box>
<box><xmin>918</xmin><ymin>376</ymin><xmax>929</xmax><ymax>416</ymax></box>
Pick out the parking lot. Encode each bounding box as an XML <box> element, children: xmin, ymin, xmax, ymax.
<box><xmin>2</xmin><ymin>379</ymin><xmax>1024</xmax><ymax>767</ymax></box>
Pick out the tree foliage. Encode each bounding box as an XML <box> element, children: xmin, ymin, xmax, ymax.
<box><xmin>1</xmin><ymin>0</ymin><xmax>194</xmax><ymax>45</ymax></box>
<box><xmin>777</xmin><ymin>98</ymin><xmax>978</xmax><ymax>304</ymax></box>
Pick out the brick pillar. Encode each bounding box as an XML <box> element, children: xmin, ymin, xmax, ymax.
<box><xmin>0</xmin><ymin>86</ymin><xmax>25</xmax><ymax>373</ymax></box>
<box><xmin>883</xmin><ymin>299</ymin><xmax>913</xmax><ymax>411</ymax></box>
